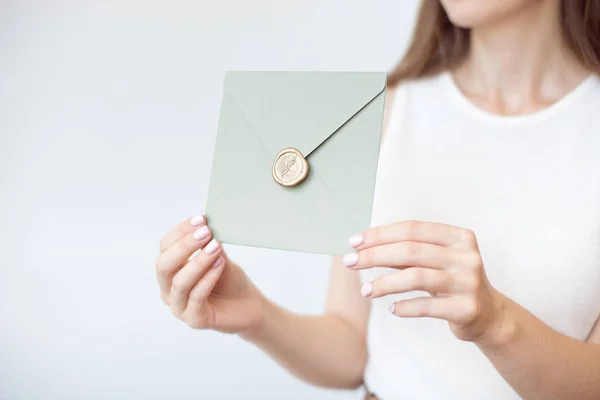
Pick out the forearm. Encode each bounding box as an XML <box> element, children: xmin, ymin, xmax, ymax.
<box><xmin>240</xmin><ymin>294</ymin><xmax>367</xmax><ymax>389</ymax></box>
<box><xmin>478</xmin><ymin>293</ymin><xmax>600</xmax><ymax>400</ymax></box>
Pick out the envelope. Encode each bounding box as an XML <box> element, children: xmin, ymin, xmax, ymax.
<box><xmin>205</xmin><ymin>71</ymin><xmax>387</xmax><ymax>256</ymax></box>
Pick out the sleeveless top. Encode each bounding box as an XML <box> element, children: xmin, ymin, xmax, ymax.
<box><xmin>360</xmin><ymin>71</ymin><xmax>600</xmax><ymax>400</ymax></box>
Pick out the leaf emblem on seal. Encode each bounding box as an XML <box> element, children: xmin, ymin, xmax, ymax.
<box><xmin>280</xmin><ymin>155</ymin><xmax>297</xmax><ymax>177</ymax></box>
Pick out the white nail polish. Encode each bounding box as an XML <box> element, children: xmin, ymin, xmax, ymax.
<box><xmin>348</xmin><ymin>234</ymin><xmax>364</xmax><ymax>248</ymax></box>
<box><xmin>190</xmin><ymin>215</ymin><xmax>205</xmax><ymax>226</ymax></box>
<box><xmin>204</xmin><ymin>239</ymin><xmax>220</xmax><ymax>255</ymax></box>
<box><xmin>193</xmin><ymin>226</ymin><xmax>210</xmax><ymax>240</ymax></box>
<box><xmin>343</xmin><ymin>253</ymin><xmax>358</xmax><ymax>267</ymax></box>
<box><xmin>361</xmin><ymin>283</ymin><xmax>372</xmax><ymax>297</ymax></box>
<box><xmin>211</xmin><ymin>256</ymin><xmax>225</xmax><ymax>269</ymax></box>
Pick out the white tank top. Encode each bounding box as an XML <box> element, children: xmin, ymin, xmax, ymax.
<box><xmin>360</xmin><ymin>71</ymin><xmax>600</xmax><ymax>400</ymax></box>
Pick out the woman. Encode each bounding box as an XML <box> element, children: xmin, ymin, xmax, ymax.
<box><xmin>156</xmin><ymin>0</ymin><xmax>600</xmax><ymax>398</ymax></box>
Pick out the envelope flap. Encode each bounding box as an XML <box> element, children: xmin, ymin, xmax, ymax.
<box><xmin>224</xmin><ymin>71</ymin><xmax>387</xmax><ymax>157</ymax></box>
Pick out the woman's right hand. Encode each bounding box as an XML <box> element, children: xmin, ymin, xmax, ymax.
<box><xmin>156</xmin><ymin>215</ymin><xmax>264</xmax><ymax>334</ymax></box>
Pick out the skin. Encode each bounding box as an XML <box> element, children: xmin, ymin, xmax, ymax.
<box><xmin>156</xmin><ymin>0</ymin><xmax>599</xmax><ymax>398</ymax></box>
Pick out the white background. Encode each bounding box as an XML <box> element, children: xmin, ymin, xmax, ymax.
<box><xmin>0</xmin><ymin>1</ymin><xmax>419</xmax><ymax>398</ymax></box>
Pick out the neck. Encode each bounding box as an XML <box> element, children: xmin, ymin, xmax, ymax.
<box><xmin>454</xmin><ymin>0</ymin><xmax>589</xmax><ymax>105</ymax></box>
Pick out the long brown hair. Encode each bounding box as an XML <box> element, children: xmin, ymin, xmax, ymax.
<box><xmin>388</xmin><ymin>0</ymin><xmax>600</xmax><ymax>86</ymax></box>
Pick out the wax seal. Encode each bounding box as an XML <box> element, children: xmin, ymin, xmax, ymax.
<box><xmin>272</xmin><ymin>147</ymin><xmax>308</xmax><ymax>187</ymax></box>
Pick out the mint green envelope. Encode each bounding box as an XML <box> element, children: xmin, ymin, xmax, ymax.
<box><xmin>205</xmin><ymin>71</ymin><xmax>387</xmax><ymax>256</ymax></box>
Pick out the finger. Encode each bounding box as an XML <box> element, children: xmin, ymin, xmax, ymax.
<box><xmin>160</xmin><ymin>291</ymin><xmax>170</xmax><ymax>306</ymax></box>
<box><xmin>348</xmin><ymin>221</ymin><xmax>475</xmax><ymax>250</ymax></box>
<box><xmin>185</xmin><ymin>257</ymin><xmax>226</xmax><ymax>325</ymax></box>
<box><xmin>169</xmin><ymin>239</ymin><xmax>223</xmax><ymax>315</ymax></box>
<box><xmin>343</xmin><ymin>241</ymin><xmax>453</xmax><ymax>270</ymax></box>
<box><xmin>159</xmin><ymin>214</ymin><xmax>207</xmax><ymax>253</ymax></box>
<box><xmin>389</xmin><ymin>296</ymin><xmax>475</xmax><ymax>324</ymax></box>
<box><xmin>361</xmin><ymin>268</ymin><xmax>455</xmax><ymax>299</ymax></box>
<box><xmin>155</xmin><ymin>225</ymin><xmax>213</xmax><ymax>295</ymax></box>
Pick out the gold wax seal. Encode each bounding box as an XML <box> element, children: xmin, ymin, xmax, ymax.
<box><xmin>272</xmin><ymin>147</ymin><xmax>308</xmax><ymax>187</ymax></box>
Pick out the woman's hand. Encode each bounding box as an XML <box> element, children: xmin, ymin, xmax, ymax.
<box><xmin>344</xmin><ymin>220</ymin><xmax>510</xmax><ymax>345</ymax></box>
<box><xmin>156</xmin><ymin>215</ymin><xmax>263</xmax><ymax>334</ymax></box>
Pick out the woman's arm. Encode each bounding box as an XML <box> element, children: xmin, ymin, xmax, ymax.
<box><xmin>347</xmin><ymin>219</ymin><xmax>600</xmax><ymax>400</ymax></box>
<box><xmin>157</xmin><ymin>217</ymin><xmax>370</xmax><ymax>389</ymax></box>
<box><xmin>476</xmin><ymin>294</ymin><xmax>600</xmax><ymax>400</ymax></box>
<box><xmin>240</xmin><ymin>257</ymin><xmax>370</xmax><ymax>389</ymax></box>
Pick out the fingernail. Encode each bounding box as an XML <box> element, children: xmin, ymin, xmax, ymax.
<box><xmin>389</xmin><ymin>303</ymin><xmax>395</xmax><ymax>313</ymax></box>
<box><xmin>211</xmin><ymin>256</ymin><xmax>225</xmax><ymax>269</ymax></box>
<box><xmin>193</xmin><ymin>226</ymin><xmax>210</xmax><ymax>240</ymax></box>
<box><xmin>348</xmin><ymin>234</ymin><xmax>364</xmax><ymax>248</ymax></box>
<box><xmin>204</xmin><ymin>239</ymin><xmax>220</xmax><ymax>255</ymax></box>
<box><xmin>190</xmin><ymin>214</ymin><xmax>205</xmax><ymax>226</ymax></box>
<box><xmin>343</xmin><ymin>253</ymin><xmax>358</xmax><ymax>267</ymax></box>
<box><xmin>361</xmin><ymin>283</ymin><xmax>372</xmax><ymax>297</ymax></box>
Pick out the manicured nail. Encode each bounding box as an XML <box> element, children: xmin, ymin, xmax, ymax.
<box><xmin>190</xmin><ymin>215</ymin><xmax>205</xmax><ymax>226</ymax></box>
<box><xmin>360</xmin><ymin>283</ymin><xmax>372</xmax><ymax>297</ymax></box>
<box><xmin>343</xmin><ymin>253</ymin><xmax>358</xmax><ymax>267</ymax></box>
<box><xmin>389</xmin><ymin>303</ymin><xmax>395</xmax><ymax>313</ymax></box>
<box><xmin>348</xmin><ymin>234</ymin><xmax>364</xmax><ymax>248</ymax></box>
<box><xmin>204</xmin><ymin>239</ymin><xmax>220</xmax><ymax>255</ymax></box>
<box><xmin>211</xmin><ymin>256</ymin><xmax>225</xmax><ymax>269</ymax></box>
<box><xmin>193</xmin><ymin>226</ymin><xmax>210</xmax><ymax>240</ymax></box>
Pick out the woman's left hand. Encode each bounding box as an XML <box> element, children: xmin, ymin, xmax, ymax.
<box><xmin>344</xmin><ymin>220</ymin><xmax>508</xmax><ymax>345</ymax></box>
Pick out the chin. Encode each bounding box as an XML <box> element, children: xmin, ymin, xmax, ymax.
<box><xmin>439</xmin><ymin>0</ymin><xmax>540</xmax><ymax>28</ymax></box>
